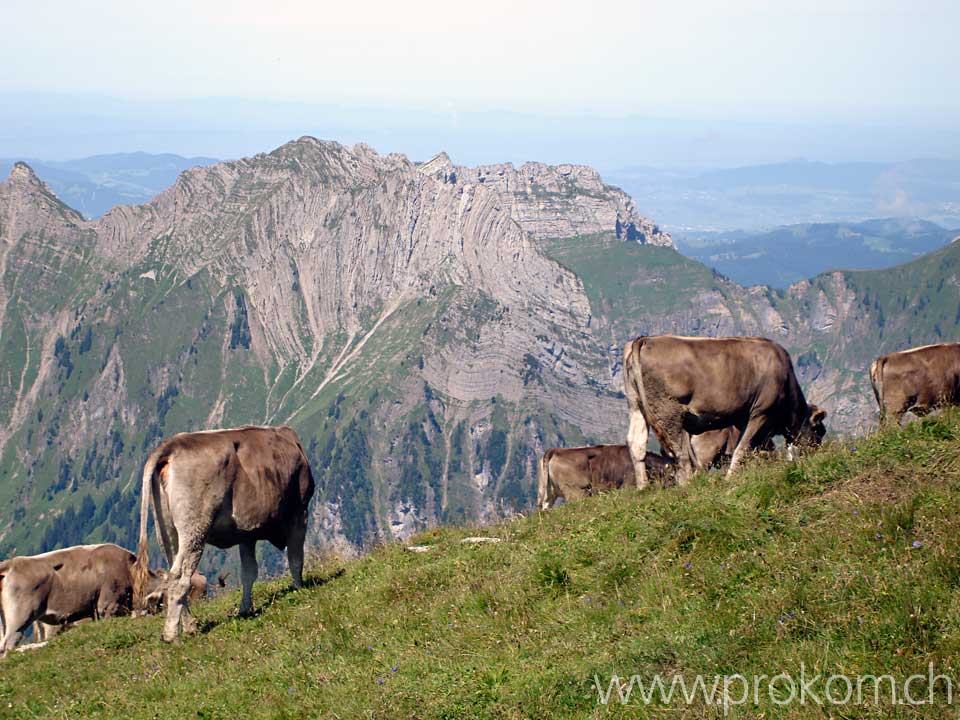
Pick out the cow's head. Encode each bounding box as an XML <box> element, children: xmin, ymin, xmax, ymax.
<box><xmin>139</xmin><ymin>570</ymin><xmax>168</xmax><ymax>616</ymax></box>
<box><xmin>794</xmin><ymin>405</ymin><xmax>827</xmax><ymax>447</ymax></box>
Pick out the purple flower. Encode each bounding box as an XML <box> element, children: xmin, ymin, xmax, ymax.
<box><xmin>683</xmin><ymin>562</ymin><xmax>692</xmax><ymax>570</ymax></box>
<box><xmin>778</xmin><ymin>617</ymin><xmax>785</xmax><ymax>624</ymax></box>
<box><xmin>376</xmin><ymin>677</ymin><xmax>384</xmax><ymax>685</ymax></box>
<box><xmin>288</xmin><ymin>687</ymin><xmax>295</xmax><ymax>695</ymax></box>
<box><xmin>391</xmin><ymin>666</ymin><xmax>399</xmax><ymax>673</ymax></box>
<box><xmin>787</xmin><ymin>612</ymin><xmax>794</xmax><ymax>619</ymax></box>
<box><xmin>876</xmin><ymin>533</ymin><xmax>883</xmax><ymax>540</ymax></box>
<box><xmin>853</xmin><ymin>510</ymin><xmax>859</xmax><ymax>516</ymax></box>
<box><xmin>584</xmin><ymin>597</ymin><xmax>591</xmax><ymax>603</ymax></box>
<box><xmin>618</xmin><ymin>600</ymin><xmax>625</xmax><ymax>607</ymax></box>
<box><xmin>912</xmin><ymin>540</ymin><xmax>923</xmax><ymax>549</ymax></box>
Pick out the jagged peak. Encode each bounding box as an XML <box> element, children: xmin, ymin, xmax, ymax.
<box><xmin>418</xmin><ymin>152</ymin><xmax>453</xmax><ymax>175</ymax></box>
<box><xmin>7</xmin><ymin>161</ymin><xmax>43</xmax><ymax>186</ymax></box>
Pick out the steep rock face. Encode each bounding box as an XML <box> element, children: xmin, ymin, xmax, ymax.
<box><xmin>0</xmin><ymin>139</ymin><xmax>670</xmax><ymax>563</ymax></box>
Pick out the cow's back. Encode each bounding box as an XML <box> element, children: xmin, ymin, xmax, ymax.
<box><xmin>160</xmin><ymin>426</ymin><xmax>314</xmax><ymax>547</ymax></box>
<box><xmin>875</xmin><ymin>343</ymin><xmax>960</xmax><ymax>413</ymax></box>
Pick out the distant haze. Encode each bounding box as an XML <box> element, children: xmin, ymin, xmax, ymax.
<box><xmin>2</xmin><ymin>1</ymin><xmax>959</xmax><ymax>168</ymax></box>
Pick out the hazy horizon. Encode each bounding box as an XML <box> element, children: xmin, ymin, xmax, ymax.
<box><xmin>3</xmin><ymin>1</ymin><xmax>959</xmax><ymax>169</ymax></box>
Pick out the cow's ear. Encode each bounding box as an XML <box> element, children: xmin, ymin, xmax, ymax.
<box><xmin>811</xmin><ymin>406</ymin><xmax>827</xmax><ymax>423</ymax></box>
<box><xmin>52</xmin><ymin>562</ymin><xmax>64</xmax><ymax>572</ymax></box>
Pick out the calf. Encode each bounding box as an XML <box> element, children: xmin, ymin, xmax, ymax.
<box><xmin>537</xmin><ymin>444</ymin><xmax>674</xmax><ymax>509</ymax></box>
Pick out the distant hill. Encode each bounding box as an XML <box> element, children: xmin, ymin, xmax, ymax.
<box><xmin>607</xmin><ymin>158</ymin><xmax>960</xmax><ymax>231</ymax></box>
<box><xmin>678</xmin><ymin>218</ymin><xmax>960</xmax><ymax>288</ymax></box>
<box><xmin>0</xmin><ymin>152</ymin><xmax>218</xmax><ymax>218</ymax></box>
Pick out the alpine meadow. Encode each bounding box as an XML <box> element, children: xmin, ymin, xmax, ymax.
<box><xmin>3</xmin><ymin>1</ymin><xmax>960</xmax><ymax>716</ymax></box>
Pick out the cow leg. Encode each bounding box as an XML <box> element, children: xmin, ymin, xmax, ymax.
<box><xmin>626</xmin><ymin>407</ymin><xmax>650</xmax><ymax>490</ymax></box>
<box><xmin>726</xmin><ymin>417</ymin><xmax>767</xmax><ymax>478</ymax></box>
<box><xmin>675</xmin><ymin>431</ymin><xmax>697</xmax><ymax>486</ymax></box>
<box><xmin>162</xmin><ymin>534</ymin><xmax>204</xmax><ymax>643</ymax></box>
<box><xmin>239</xmin><ymin>541</ymin><xmax>258</xmax><ymax>617</ymax></box>
<box><xmin>287</xmin><ymin>516</ymin><xmax>307</xmax><ymax>590</ymax></box>
<box><xmin>0</xmin><ymin>603</ymin><xmax>33</xmax><ymax>656</ymax></box>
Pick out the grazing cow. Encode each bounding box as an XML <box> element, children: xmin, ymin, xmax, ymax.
<box><xmin>691</xmin><ymin>426</ymin><xmax>777</xmax><ymax>469</ymax></box>
<box><xmin>0</xmin><ymin>544</ymin><xmax>166</xmax><ymax>655</ymax></box>
<box><xmin>537</xmin><ymin>444</ymin><xmax>674</xmax><ymax>509</ymax></box>
<box><xmin>870</xmin><ymin>343</ymin><xmax>960</xmax><ymax>424</ymax></box>
<box><xmin>134</xmin><ymin>425</ymin><xmax>315</xmax><ymax>642</ymax></box>
<box><xmin>623</xmin><ymin>335</ymin><xmax>826</xmax><ymax>487</ymax></box>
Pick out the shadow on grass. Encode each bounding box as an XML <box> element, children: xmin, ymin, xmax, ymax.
<box><xmin>198</xmin><ymin>567</ymin><xmax>345</xmax><ymax>635</ymax></box>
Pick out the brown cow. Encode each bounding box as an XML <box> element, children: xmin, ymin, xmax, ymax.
<box><xmin>134</xmin><ymin>425</ymin><xmax>314</xmax><ymax>642</ymax></box>
<box><xmin>537</xmin><ymin>444</ymin><xmax>674</xmax><ymax>509</ymax></box>
<box><xmin>0</xmin><ymin>544</ymin><xmax>167</xmax><ymax>655</ymax></box>
<box><xmin>623</xmin><ymin>335</ymin><xmax>826</xmax><ymax>487</ymax></box>
<box><xmin>691</xmin><ymin>426</ymin><xmax>777</xmax><ymax>469</ymax></box>
<box><xmin>870</xmin><ymin>343</ymin><xmax>960</xmax><ymax>424</ymax></box>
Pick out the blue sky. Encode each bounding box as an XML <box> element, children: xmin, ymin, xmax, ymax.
<box><xmin>2</xmin><ymin>0</ymin><xmax>958</xmax><ymax>165</ymax></box>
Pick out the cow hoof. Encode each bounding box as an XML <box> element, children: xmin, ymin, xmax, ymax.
<box><xmin>161</xmin><ymin>632</ymin><xmax>180</xmax><ymax>644</ymax></box>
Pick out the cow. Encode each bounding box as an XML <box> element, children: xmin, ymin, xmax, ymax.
<box><xmin>691</xmin><ymin>426</ymin><xmax>777</xmax><ymax>470</ymax></box>
<box><xmin>537</xmin><ymin>444</ymin><xmax>674</xmax><ymax>509</ymax></box>
<box><xmin>133</xmin><ymin>425</ymin><xmax>315</xmax><ymax>642</ymax></box>
<box><xmin>0</xmin><ymin>543</ymin><xmax>168</xmax><ymax>656</ymax></box>
<box><xmin>623</xmin><ymin>335</ymin><xmax>826</xmax><ymax>487</ymax></box>
<box><xmin>870</xmin><ymin>343</ymin><xmax>960</xmax><ymax>425</ymax></box>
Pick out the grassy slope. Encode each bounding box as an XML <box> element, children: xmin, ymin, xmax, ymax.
<box><xmin>4</xmin><ymin>413</ymin><xmax>960</xmax><ymax>718</ymax></box>
<box><xmin>544</xmin><ymin>235</ymin><xmax>720</xmax><ymax>334</ymax></box>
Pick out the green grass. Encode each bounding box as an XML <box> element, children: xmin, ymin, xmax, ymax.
<box><xmin>543</xmin><ymin>234</ymin><xmax>721</xmax><ymax>333</ymax></box>
<box><xmin>4</xmin><ymin>412</ymin><xmax>960</xmax><ymax>718</ymax></box>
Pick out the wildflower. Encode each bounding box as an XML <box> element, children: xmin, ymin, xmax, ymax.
<box><xmin>912</xmin><ymin>540</ymin><xmax>923</xmax><ymax>549</ymax></box>
<box><xmin>683</xmin><ymin>562</ymin><xmax>692</xmax><ymax>570</ymax></box>
<box><xmin>376</xmin><ymin>677</ymin><xmax>384</xmax><ymax>685</ymax></box>
<box><xmin>778</xmin><ymin>617</ymin><xmax>785</xmax><ymax>624</ymax></box>
<box><xmin>367</xmin><ymin>645</ymin><xmax>374</xmax><ymax>651</ymax></box>
<box><xmin>853</xmin><ymin>510</ymin><xmax>859</xmax><ymax>516</ymax></box>
<box><xmin>391</xmin><ymin>666</ymin><xmax>399</xmax><ymax>673</ymax></box>
<box><xmin>787</xmin><ymin>612</ymin><xmax>794</xmax><ymax>619</ymax></box>
<box><xmin>288</xmin><ymin>687</ymin><xmax>295</xmax><ymax>695</ymax></box>
<box><xmin>584</xmin><ymin>597</ymin><xmax>591</xmax><ymax>603</ymax></box>
<box><xmin>876</xmin><ymin>533</ymin><xmax>883</xmax><ymax>540</ymax></box>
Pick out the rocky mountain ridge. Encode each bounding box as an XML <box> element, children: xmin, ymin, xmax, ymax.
<box><xmin>0</xmin><ymin>138</ymin><xmax>954</xmax><ymax>570</ymax></box>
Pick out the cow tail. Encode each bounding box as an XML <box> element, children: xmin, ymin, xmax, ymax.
<box><xmin>870</xmin><ymin>357</ymin><xmax>886</xmax><ymax>424</ymax></box>
<box><xmin>625</xmin><ymin>337</ymin><xmax>656</xmax><ymax>436</ymax></box>
<box><xmin>537</xmin><ymin>450</ymin><xmax>552</xmax><ymax>510</ymax></box>
<box><xmin>133</xmin><ymin>450</ymin><xmax>161</xmax><ymax>611</ymax></box>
